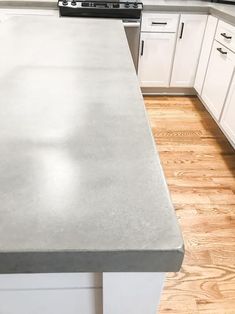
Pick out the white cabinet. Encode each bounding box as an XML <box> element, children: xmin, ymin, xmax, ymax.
<box><xmin>220</xmin><ymin>74</ymin><xmax>235</xmax><ymax>146</ymax></box>
<box><xmin>138</xmin><ymin>13</ymin><xmax>179</xmax><ymax>88</ymax></box>
<box><xmin>194</xmin><ymin>15</ymin><xmax>218</xmax><ymax>94</ymax></box>
<box><xmin>201</xmin><ymin>41</ymin><xmax>235</xmax><ymax>121</ymax></box>
<box><xmin>171</xmin><ymin>14</ymin><xmax>207</xmax><ymax>87</ymax></box>
<box><xmin>138</xmin><ymin>32</ymin><xmax>177</xmax><ymax>87</ymax></box>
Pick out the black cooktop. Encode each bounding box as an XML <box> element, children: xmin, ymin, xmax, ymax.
<box><xmin>58</xmin><ymin>0</ymin><xmax>143</xmax><ymax>19</ymax></box>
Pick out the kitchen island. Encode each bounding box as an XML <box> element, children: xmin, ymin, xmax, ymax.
<box><xmin>0</xmin><ymin>16</ymin><xmax>184</xmax><ymax>313</ymax></box>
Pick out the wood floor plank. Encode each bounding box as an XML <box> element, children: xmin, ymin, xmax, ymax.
<box><xmin>144</xmin><ymin>96</ymin><xmax>235</xmax><ymax>314</ymax></box>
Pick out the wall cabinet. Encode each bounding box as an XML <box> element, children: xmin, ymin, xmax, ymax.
<box><xmin>220</xmin><ymin>74</ymin><xmax>235</xmax><ymax>146</ymax></box>
<box><xmin>201</xmin><ymin>41</ymin><xmax>235</xmax><ymax>121</ymax></box>
<box><xmin>138</xmin><ymin>32</ymin><xmax>177</xmax><ymax>87</ymax></box>
<box><xmin>194</xmin><ymin>15</ymin><xmax>218</xmax><ymax>94</ymax></box>
<box><xmin>170</xmin><ymin>14</ymin><xmax>207</xmax><ymax>87</ymax></box>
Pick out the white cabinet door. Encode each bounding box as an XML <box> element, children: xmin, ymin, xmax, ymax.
<box><xmin>201</xmin><ymin>41</ymin><xmax>235</xmax><ymax>121</ymax></box>
<box><xmin>220</xmin><ymin>74</ymin><xmax>235</xmax><ymax>146</ymax></box>
<box><xmin>138</xmin><ymin>32</ymin><xmax>177</xmax><ymax>87</ymax></box>
<box><xmin>194</xmin><ymin>15</ymin><xmax>218</xmax><ymax>95</ymax></box>
<box><xmin>171</xmin><ymin>14</ymin><xmax>207</xmax><ymax>87</ymax></box>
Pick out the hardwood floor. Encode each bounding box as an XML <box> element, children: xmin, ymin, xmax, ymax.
<box><xmin>144</xmin><ymin>96</ymin><xmax>235</xmax><ymax>314</ymax></box>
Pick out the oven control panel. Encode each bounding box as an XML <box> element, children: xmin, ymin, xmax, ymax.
<box><xmin>58</xmin><ymin>1</ymin><xmax>142</xmax><ymax>10</ymax></box>
<box><xmin>58</xmin><ymin>0</ymin><xmax>143</xmax><ymax>19</ymax></box>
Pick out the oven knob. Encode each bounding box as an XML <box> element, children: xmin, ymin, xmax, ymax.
<box><xmin>81</xmin><ymin>2</ymin><xmax>90</xmax><ymax>6</ymax></box>
<box><xmin>62</xmin><ymin>0</ymin><xmax>68</xmax><ymax>5</ymax></box>
<box><xmin>71</xmin><ymin>0</ymin><xmax>76</xmax><ymax>5</ymax></box>
<box><xmin>125</xmin><ymin>2</ymin><xmax>130</xmax><ymax>8</ymax></box>
<box><xmin>133</xmin><ymin>2</ymin><xmax>138</xmax><ymax>8</ymax></box>
<box><xmin>113</xmin><ymin>3</ymin><xmax>120</xmax><ymax>8</ymax></box>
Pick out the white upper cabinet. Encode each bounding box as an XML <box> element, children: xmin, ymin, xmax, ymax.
<box><xmin>220</xmin><ymin>73</ymin><xmax>235</xmax><ymax>147</ymax></box>
<box><xmin>194</xmin><ymin>15</ymin><xmax>218</xmax><ymax>95</ymax></box>
<box><xmin>138</xmin><ymin>32</ymin><xmax>177</xmax><ymax>87</ymax></box>
<box><xmin>171</xmin><ymin>14</ymin><xmax>207</xmax><ymax>87</ymax></box>
<box><xmin>201</xmin><ymin>41</ymin><xmax>235</xmax><ymax>121</ymax></box>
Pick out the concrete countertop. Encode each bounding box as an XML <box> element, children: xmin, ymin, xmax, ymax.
<box><xmin>143</xmin><ymin>0</ymin><xmax>235</xmax><ymax>24</ymax></box>
<box><xmin>0</xmin><ymin>16</ymin><xmax>184</xmax><ymax>273</ymax></box>
<box><xmin>0</xmin><ymin>0</ymin><xmax>58</xmax><ymax>9</ymax></box>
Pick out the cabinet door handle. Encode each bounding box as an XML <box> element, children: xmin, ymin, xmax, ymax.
<box><xmin>140</xmin><ymin>40</ymin><xmax>144</xmax><ymax>56</ymax></box>
<box><xmin>179</xmin><ymin>22</ymin><xmax>185</xmax><ymax>39</ymax></box>
<box><xmin>217</xmin><ymin>47</ymin><xmax>227</xmax><ymax>55</ymax></box>
<box><xmin>151</xmin><ymin>22</ymin><xmax>167</xmax><ymax>25</ymax></box>
<box><xmin>221</xmin><ymin>32</ymin><xmax>232</xmax><ymax>40</ymax></box>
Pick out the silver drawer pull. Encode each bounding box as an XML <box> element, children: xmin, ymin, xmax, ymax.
<box><xmin>217</xmin><ymin>47</ymin><xmax>227</xmax><ymax>55</ymax></box>
<box><xmin>152</xmin><ymin>22</ymin><xmax>167</xmax><ymax>25</ymax></box>
<box><xmin>221</xmin><ymin>33</ymin><xmax>232</xmax><ymax>40</ymax></box>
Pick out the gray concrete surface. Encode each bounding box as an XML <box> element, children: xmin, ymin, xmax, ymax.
<box><xmin>0</xmin><ymin>16</ymin><xmax>184</xmax><ymax>273</ymax></box>
<box><xmin>143</xmin><ymin>0</ymin><xmax>235</xmax><ymax>25</ymax></box>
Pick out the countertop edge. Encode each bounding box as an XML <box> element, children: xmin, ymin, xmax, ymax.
<box><xmin>0</xmin><ymin>248</ymin><xmax>185</xmax><ymax>273</ymax></box>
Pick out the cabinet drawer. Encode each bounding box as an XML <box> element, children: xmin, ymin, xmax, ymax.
<box><xmin>216</xmin><ymin>20</ymin><xmax>235</xmax><ymax>52</ymax></box>
<box><xmin>141</xmin><ymin>13</ymin><xmax>179</xmax><ymax>33</ymax></box>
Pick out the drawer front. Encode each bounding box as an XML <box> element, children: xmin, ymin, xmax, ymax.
<box><xmin>141</xmin><ymin>13</ymin><xmax>179</xmax><ymax>33</ymax></box>
<box><xmin>216</xmin><ymin>20</ymin><xmax>235</xmax><ymax>52</ymax></box>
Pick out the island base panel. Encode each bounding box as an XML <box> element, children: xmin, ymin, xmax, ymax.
<box><xmin>0</xmin><ymin>272</ymin><xmax>165</xmax><ymax>313</ymax></box>
<box><xmin>103</xmin><ymin>272</ymin><xmax>165</xmax><ymax>314</ymax></box>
